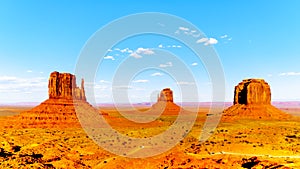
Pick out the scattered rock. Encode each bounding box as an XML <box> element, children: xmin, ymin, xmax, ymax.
<box><xmin>241</xmin><ymin>156</ymin><xmax>287</xmax><ymax>169</ymax></box>
<box><xmin>241</xmin><ymin>156</ymin><xmax>260</xmax><ymax>168</ymax></box>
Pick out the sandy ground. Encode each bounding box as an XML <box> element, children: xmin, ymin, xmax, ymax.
<box><xmin>1</xmin><ymin>106</ymin><xmax>300</xmax><ymax>168</ymax></box>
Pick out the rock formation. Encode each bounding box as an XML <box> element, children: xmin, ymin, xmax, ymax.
<box><xmin>151</xmin><ymin>88</ymin><xmax>181</xmax><ymax>115</ymax></box>
<box><xmin>223</xmin><ymin>79</ymin><xmax>290</xmax><ymax>121</ymax></box>
<box><xmin>11</xmin><ymin>71</ymin><xmax>100</xmax><ymax>128</ymax></box>
<box><xmin>233</xmin><ymin>79</ymin><xmax>271</xmax><ymax>105</ymax></box>
<box><xmin>157</xmin><ymin>88</ymin><xmax>174</xmax><ymax>102</ymax></box>
<box><xmin>48</xmin><ymin>71</ymin><xmax>86</xmax><ymax>101</ymax></box>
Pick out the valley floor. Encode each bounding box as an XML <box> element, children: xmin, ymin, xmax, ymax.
<box><xmin>1</xmin><ymin>107</ymin><xmax>300</xmax><ymax>168</ymax></box>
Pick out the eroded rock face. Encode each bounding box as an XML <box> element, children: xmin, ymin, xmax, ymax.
<box><xmin>12</xmin><ymin>71</ymin><xmax>100</xmax><ymax>128</ymax></box>
<box><xmin>151</xmin><ymin>88</ymin><xmax>181</xmax><ymax>115</ymax></box>
<box><xmin>234</xmin><ymin>79</ymin><xmax>271</xmax><ymax>105</ymax></box>
<box><xmin>223</xmin><ymin>79</ymin><xmax>290</xmax><ymax>121</ymax></box>
<box><xmin>48</xmin><ymin>71</ymin><xmax>86</xmax><ymax>101</ymax></box>
<box><xmin>157</xmin><ymin>88</ymin><xmax>174</xmax><ymax>102</ymax></box>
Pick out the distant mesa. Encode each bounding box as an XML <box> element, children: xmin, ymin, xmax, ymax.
<box><xmin>12</xmin><ymin>71</ymin><xmax>99</xmax><ymax>128</ymax></box>
<box><xmin>223</xmin><ymin>79</ymin><xmax>290</xmax><ymax>121</ymax></box>
<box><xmin>157</xmin><ymin>88</ymin><xmax>174</xmax><ymax>102</ymax></box>
<box><xmin>151</xmin><ymin>88</ymin><xmax>181</xmax><ymax>115</ymax></box>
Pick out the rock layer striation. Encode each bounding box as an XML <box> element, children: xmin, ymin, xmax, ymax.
<box><xmin>12</xmin><ymin>71</ymin><xmax>99</xmax><ymax>128</ymax></box>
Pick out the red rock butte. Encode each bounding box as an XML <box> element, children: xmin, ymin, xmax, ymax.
<box><xmin>13</xmin><ymin>71</ymin><xmax>98</xmax><ymax>128</ymax></box>
<box><xmin>48</xmin><ymin>71</ymin><xmax>86</xmax><ymax>101</ymax></box>
<box><xmin>151</xmin><ymin>88</ymin><xmax>181</xmax><ymax>115</ymax></box>
<box><xmin>158</xmin><ymin>88</ymin><xmax>174</xmax><ymax>102</ymax></box>
<box><xmin>223</xmin><ymin>79</ymin><xmax>290</xmax><ymax>121</ymax></box>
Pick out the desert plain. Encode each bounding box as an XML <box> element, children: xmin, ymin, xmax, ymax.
<box><xmin>1</xmin><ymin>105</ymin><xmax>300</xmax><ymax>169</ymax></box>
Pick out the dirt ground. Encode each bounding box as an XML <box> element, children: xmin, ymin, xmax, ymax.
<box><xmin>1</xmin><ymin>106</ymin><xmax>300</xmax><ymax>168</ymax></box>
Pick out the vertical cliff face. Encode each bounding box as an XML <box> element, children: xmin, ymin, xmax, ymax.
<box><xmin>223</xmin><ymin>78</ymin><xmax>289</xmax><ymax>121</ymax></box>
<box><xmin>157</xmin><ymin>88</ymin><xmax>174</xmax><ymax>102</ymax></box>
<box><xmin>234</xmin><ymin>79</ymin><xmax>271</xmax><ymax>105</ymax></box>
<box><xmin>151</xmin><ymin>88</ymin><xmax>180</xmax><ymax>115</ymax></box>
<box><xmin>48</xmin><ymin>71</ymin><xmax>86</xmax><ymax>101</ymax></box>
<box><xmin>15</xmin><ymin>71</ymin><xmax>95</xmax><ymax>128</ymax></box>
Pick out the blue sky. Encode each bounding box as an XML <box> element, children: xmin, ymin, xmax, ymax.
<box><xmin>1</xmin><ymin>0</ymin><xmax>300</xmax><ymax>103</ymax></box>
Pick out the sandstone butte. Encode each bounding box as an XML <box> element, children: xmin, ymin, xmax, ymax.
<box><xmin>9</xmin><ymin>71</ymin><xmax>100</xmax><ymax>128</ymax></box>
<box><xmin>222</xmin><ymin>79</ymin><xmax>290</xmax><ymax>121</ymax></box>
<box><xmin>150</xmin><ymin>88</ymin><xmax>181</xmax><ymax>115</ymax></box>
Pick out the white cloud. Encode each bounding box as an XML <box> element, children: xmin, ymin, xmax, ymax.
<box><xmin>120</xmin><ymin>48</ymin><xmax>133</xmax><ymax>53</ymax></box>
<box><xmin>99</xmin><ymin>80</ymin><xmax>110</xmax><ymax>83</ymax></box>
<box><xmin>151</xmin><ymin>72</ymin><xmax>163</xmax><ymax>76</ymax></box>
<box><xmin>220</xmin><ymin>34</ymin><xmax>228</xmax><ymax>39</ymax></box>
<box><xmin>0</xmin><ymin>76</ymin><xmax>47</xmax><ymax>93</ymax></box>
<box><xmin>158</xmin><ymin>44</ymin><xmax>163</xmax><ymax>48</ymax></box>
<box><xmin>279</xmin><ymin>72</ymin><xmax>300</xmax><ymax>76</ymax></box>
<box><xmin>112</xmin><ymin>85</ymin><xmax>133</xmax><ymax>89</ymax></box>
<box><xmin>196</xmin><ymin>38</ymin><xmax>208</xmax><ymax>43</ymax></box>
<box><xmin>179</xmin><ymin>27</ymin><xmax>189</xmax><ymax>31</ymax></box>
<box><xmin>129</xmin><ymin>52</ymin><xmax>142</xmax><ymax>59</ymax></box>
<box><xmin>176</xmin><ymin>81</ymin><xmax>195</xmax><ymax>85</ymax></box>
<box><xmin>192</xmin><ymin>33</ymin><xmax>201</xmax><ymax>38</ymax></box>
<box><xmin>107</xmin><ymin>49</ymin><xmax>113</xmax><ymax>52</ymax></box>
<box><xmin>27</xmin><ymin>70</ymin><xmax>33</xmax><ymax>73</ymax></box>
<box><xmin>130</xmin><ymin>47</ymin><xmax>154</xmax><ymax>59</ymax></box>
<box><xmin>196</xmin><ymin>37</ymin><xmax>218</xmax><ymax>46</ymax></box>
<box><xmin>191</xmin><ymin>62</ymin><xmax>198</xmax><ymax>66</ymax></box>
<box><xmin>159</xmin><ymin>62</ymin><xmax>173</xmax><ymax>68</ymax></box>
<box><xmin>95</xmin><ymin>94</ymin><xmax>110</xmax><ymax>99</ymax></box>
<box><xmin>177</xmin><ymin>26</ymin><xmax>201</xmax><ymax>38</ymax></box>
<box><xmin>103</xmin><ymin>55</ymin><xmax>115</xmax><ymax>60</ymax></box>
<box><xmin>0</xmin><ymin>76</ymin><xmax>18</xmax><ymax>81</ymax></box>
<box><xmin>220</xmin><ymin>35</ymin><xmax>232</xmax><ymax>43</ymax></box>
<box><xmin>136</xmin><ymin>48</ymin><xmax>154</xmax><ymax>55</ymax></box>
<box><xmin>165</xmin><ymin>45</ymin><xmax>182</xmax><ymax>48</ymax></box>
<box><xmin>94</xmin><ymin>84</ymin><xmax>109</xmax><ymax>90</ymax></box>
<box><xmin>132</xmin><ymin>79</ymin><xmax>149</xmax><ymax>83</ymax></box>
<box><xmin>205</xmin><ymin>38</ymin><xmax>218</xmax><ymax>45</ymax></box>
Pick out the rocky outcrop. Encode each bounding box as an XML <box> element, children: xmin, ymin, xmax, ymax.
<box><xmin>157</xmin><ymin>88</ymin><xmax>174</xmax><ymax>102</ymax></box>
<box><xmin>11</xmin><ymin>71</ymin><xmax>101</xmax><ymax>128</ymax></box>
<box><xmin>48</xmin><ymin>71</ymin><xmax>86</xmax><ymax>101</ymax></box>
<box><xmin>151</xmin><ymin>88</ymin><xmax>181</xmax><ymax>115</ymax></box>
<box><xmin>234</xmin><ymin>79</ymin><xmax>270</xmax><ymax>105</ymax></box>
<box><xmin>223</xmin><ymin>79</ymin><xmax>290</xmax><ymax>121</ymax></box>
